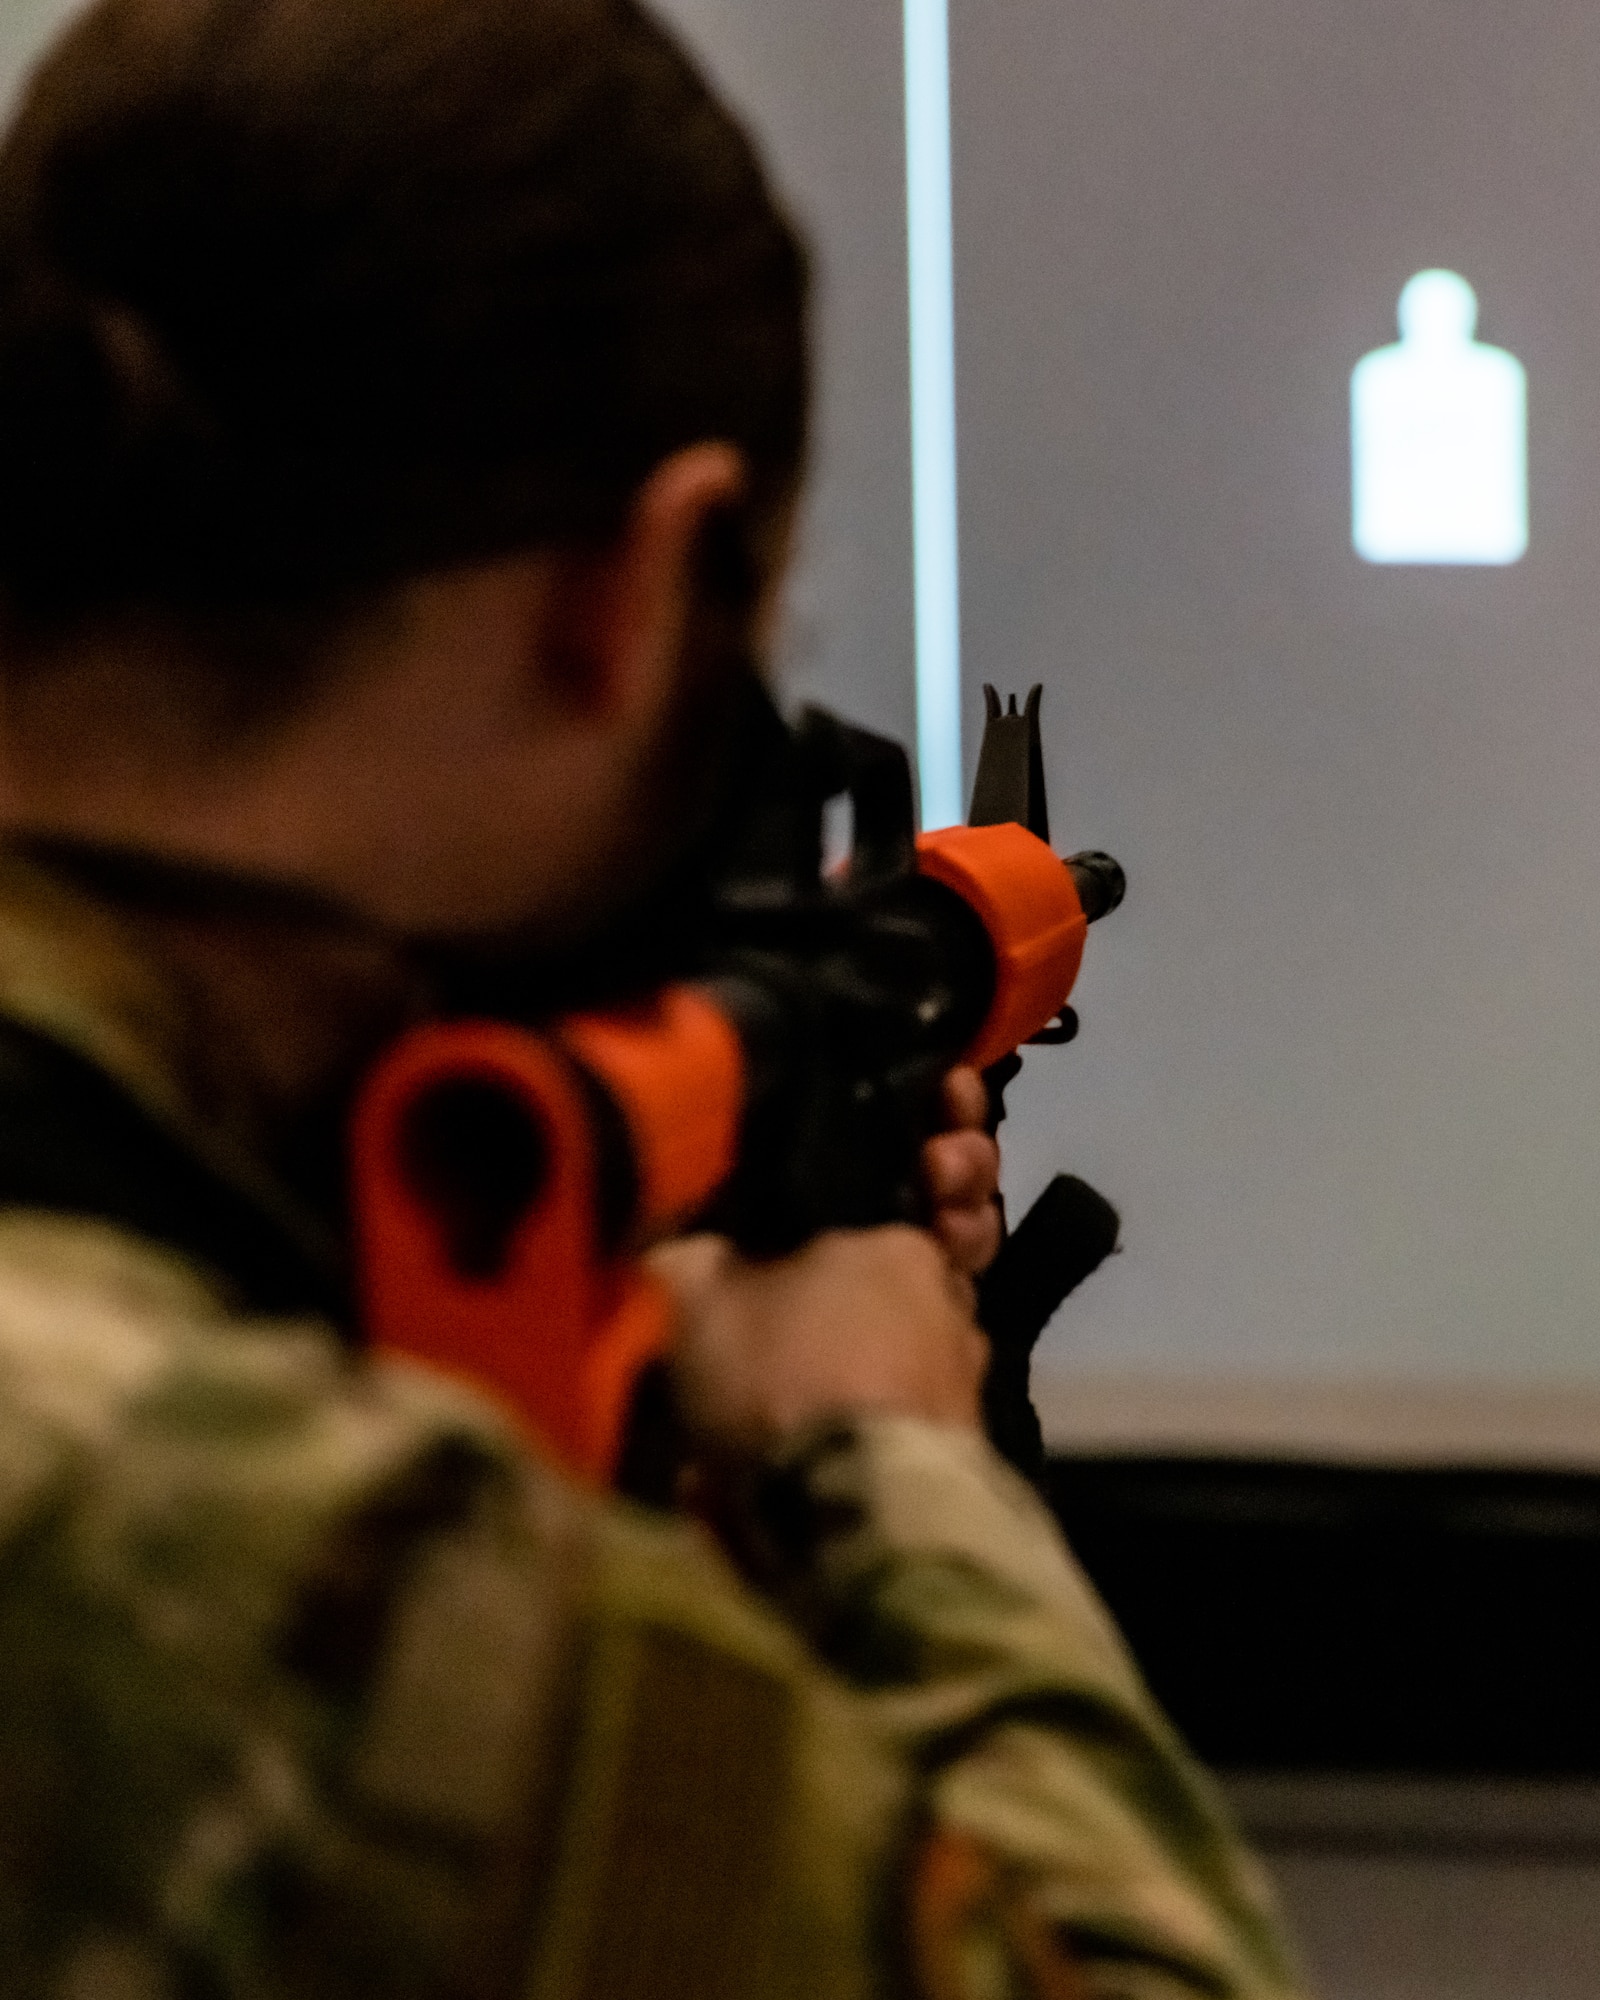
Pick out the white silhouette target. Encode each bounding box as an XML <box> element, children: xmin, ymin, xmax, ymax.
<box><xmin>1352</xmin><ymin>271</ymin><xmax>1527</xmax><ymax>566</ymax></box>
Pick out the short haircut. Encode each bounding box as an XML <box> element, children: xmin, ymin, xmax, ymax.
<box><xmin>0</xmin><ymin>0</ymin><xmax>810</xmax><ymax>713</ymax></box>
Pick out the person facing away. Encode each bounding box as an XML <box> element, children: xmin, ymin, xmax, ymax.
<box><xmin>0</xmin><ymin>2</ymin><xmax>1306</xmax><ymax>1995</ymax></box>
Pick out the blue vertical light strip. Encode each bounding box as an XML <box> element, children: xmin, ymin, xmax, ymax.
<box><xmin>904</xmin><ymin>0</ymin><xmax>963</xmax><ymax>830</ymax></box>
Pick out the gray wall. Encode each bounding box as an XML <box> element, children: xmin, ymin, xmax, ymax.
<box><xmin>0</xmin><ymin>0</ymin><xmax>87</xmax><ymax>117</ymax></box>
<box><xmin>955</xmin><ymin>0</ymin><xmax>1600</xmax><ymax>1393</ymax></box>
<box><xmin>651</xmin><ymin>0</ymin><xmax>917</xmax><ymax>753</ymax></box>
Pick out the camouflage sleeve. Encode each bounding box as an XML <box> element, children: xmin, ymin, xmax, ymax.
<box><xmin>0</xmin><ymin>1214</ymin><xmax>617</xmax><ymax>2000</ymax></box>
<box><xmin>738</xmin><ymin>1416</ymin><xmax>1310</xmax><ymax>2000</ymax></box>
<box><xmin>0</xmin><ymin>1214</ymin><xmax>890</xmax><ymax>2000</ymax></box>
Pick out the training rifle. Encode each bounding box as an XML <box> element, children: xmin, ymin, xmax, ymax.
<box><xmin>350</xmin><ymin>679</ymin><xmax>1123</xmax><ymax>1488</ymax></box>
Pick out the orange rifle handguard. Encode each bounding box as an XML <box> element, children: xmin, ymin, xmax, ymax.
<box><xmin>916</xmin><ymin>822</ymin><xmax>1089</xmax><ymax>1070</ymax></box>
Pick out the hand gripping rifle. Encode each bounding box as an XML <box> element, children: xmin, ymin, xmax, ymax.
<box><xmin>350</xmin><ymin>680</ymin><xmax>1123</xmax><ymax>1488</ymax></box>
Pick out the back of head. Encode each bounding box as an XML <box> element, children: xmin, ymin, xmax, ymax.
<box><xmin>0</xmin><ymin>0</ymin><xmax>810</xmax><ymax>721</ymax></box>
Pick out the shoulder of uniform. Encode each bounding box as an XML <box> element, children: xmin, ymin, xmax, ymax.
<box><xmin>0</xmin><ymin>1214</ymin><xmax>903</xmax><ymax>1996</ymax></box>
<box><xmin>0</xmin><ymin>1206</ymin><xmax>832</xmax><ymax>1705</ymax></box>
<box><xmin>0</xmin><ymin>1209</ymin><xmax>549</xmax><ymax>1578</ymax></box>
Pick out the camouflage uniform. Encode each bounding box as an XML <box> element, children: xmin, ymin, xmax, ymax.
<box><xmin>0</xmin><ymin>856</ymin><xmax>1307</xmax><ymax>2000</ymax></box>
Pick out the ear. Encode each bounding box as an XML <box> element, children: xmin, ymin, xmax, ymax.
<box><xmin>538</xmin><ymin>442</ymin><xmax>749</xmax><ymax>723</ymax></box>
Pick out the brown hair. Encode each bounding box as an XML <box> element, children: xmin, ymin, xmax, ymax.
<box><xmin>0</xmin><ymin>0</ymin><xmax>810</xmax><ymax>714</ymax></box>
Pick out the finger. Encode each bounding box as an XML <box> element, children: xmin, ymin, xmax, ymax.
<box><xmin>924</xmin><ymin>1129</ymin><xmax>1001</xmax><ymax>1208</ymax></box>
<box><xmin>645</xmin><ymin>1233</ymin><xmax>731</xmax><ymax>1313</ymax></box>
<box><xmin>936</xmin><ymin>1200</ymin><xmax>1003</xmax><ymax>1277</ymax></box>
<box><xmin>942</xmin><ymin>1065</ymin><xmax>991</xmax><ymax>1132</ymax></box>
<box><xmin>944</xmin><ymin>1066</ymin><xmax>989</xmax><ymax>1129</ymax></box>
